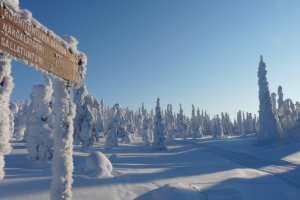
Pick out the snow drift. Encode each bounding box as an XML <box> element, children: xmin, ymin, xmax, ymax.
<box><xmin>136</xmin><ymin>183</ymin><xmax>205</xmax><ymax>200</ymax></box>
<box><xmin>81</xmin><ymin>151</ymin><xmax>113</xmax><ymax>177</ymax></box>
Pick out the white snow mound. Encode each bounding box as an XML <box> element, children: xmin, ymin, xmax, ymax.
<box><xmin>141</xmin><ymin>183</ymin><xmax>205</xmax><ymax>200</ymax></box>
<box><xmin>82</xmin><ymin>151</ymin><xmax>113</xmax><ymax>177</ymax></box>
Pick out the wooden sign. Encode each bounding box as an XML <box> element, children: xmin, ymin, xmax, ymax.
<box><xmin>0</xmin><ymin>4</ymin><xmax>83</xmax><ymax>84</ymax></box>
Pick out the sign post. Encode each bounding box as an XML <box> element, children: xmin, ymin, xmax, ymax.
<box><xmin>0</xmin><ymin>3</ymin><xmax>87</xmax><ymax>200</ymax></box>
<box><xmin>0</xmin><ymin>3</ymin><xmax>84</xmax><ymax>85</ymax></box>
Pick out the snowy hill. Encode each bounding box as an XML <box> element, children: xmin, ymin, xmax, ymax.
<box><xmin>1</xmin><ymin>135</ymin><xmax>300</xmax><ymax>200</ymax></box>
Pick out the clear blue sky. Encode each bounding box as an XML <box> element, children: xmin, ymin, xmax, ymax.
<box><xmin>11</xmin><ymin>0</ymin><xmax>300</xmax><ymax>117</ymax></box>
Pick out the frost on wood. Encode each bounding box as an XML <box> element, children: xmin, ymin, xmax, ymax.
<box><xmin>0</xmin><ymin>0</ymin><xmax>19</xmax><ymax>12</ymax></box>
<box><xmin>26</xmin><ymin>76</ymin><xmax>54</xmax><ymax>161</ymax></box>
<box><xmin>153</xmin><ymin>98</ymin><xmax>167</xmax><ymax>150</ymax></box>
<box><xmin>0</xmin><ymin>53</ymin><xmax>13</xmax><ymax>180</ymax></box>
<box><xmin>51</xmin><ymin>79</ymin><xmax>76</xmax><ymax>200</ymax></box>
<box><xmin>257</xmin><ymin>56</ymin><xmax>279</xmax><ymax>142</ymax></box>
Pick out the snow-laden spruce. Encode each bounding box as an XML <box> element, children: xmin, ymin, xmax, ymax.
<box><xmin>165</xmin><ymin>104</ymin><xmax>176</xmax><ymax>143</ymax></box>
<box><xmin>236</xmin><ymin>110</ymin><xmax>244</xmax><ymax>135</ymax></box>
<box><xmin>257</xmin><ymin>56</ymin><xmax>279</xmax><ymax>142</ymax></box>
<box><xmin>14</xmin><ymin>101</ymin><xmax>29</xmax><ymax>141</ymax></box>
<box><xmin>26</xmin><ymin>76</ymin><xmax>54</xmax><ymax>161</ymax></box>
<box><xmin>176</xmin><ymin>104</ymin><xmax>187</xmax><ymax>140</ymax></box>
<box><xmin>124</xmin><ymin>109</ymin><xmax>135</xmax><ymax>137</ymax></box>
<box><xmin>212</xmin><ymin>115</ymin><xmax>223</xmax><ymax>138</ymax></box>
<box><xmin>190</xmin><ymin>105</ymin><xmax>200</xmax><ymax>141</ymax></box>
<box><xmin>141</xmin><ymin>114</ymin><xmax>152</xmax><ymax>145</ymax></box>
<box><xmin>277</xmin><ymin>86</ymin><xmax>284</xmax><ymax>108</ymax></box>
<box><xmin>73</xmin><ymin>85</ymin><xmax>104</xmax><ymax>146</ymax></box>
<box><xmin>0</xmin><ymin>53</ymin><xmax>14</xmax><ymax>180</ymax></box>
<box><xmin>153</xmin><ymin>98</ymin><xmax>167</xmax><ymax>150</ymax></box>
<box><xmin>116</xmin><ymin>105</ymin><xmax>132</xmax><ymax>144</ymax></box>
<box><xmin>50</xmin><ymin>79</ymin><xmax>76</xmax><ymax>200</ymax></box>
<box><xmin>196</xmin><ymin>108</ymin><xmax>204</xmax><ymax>138</ymax></box>
<box><xmin>105</xmin><ymin>104</ymin><xmax>120</xmax><ymax>148</ymax></box>
<box><xmin>9</xmin><ymin>102</ymin><xmax>18</xmax><ymax>137</ymax></box>
<box><xmin>279</xmin><ymin>99</ymin><xmax>298</xmax><ymax>137</ymax></box>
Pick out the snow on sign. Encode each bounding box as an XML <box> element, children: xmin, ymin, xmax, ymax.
<box><xmin>0</xmin><ymin>4</ymin><xmax>82</xmax><ymax>84</ymax></box>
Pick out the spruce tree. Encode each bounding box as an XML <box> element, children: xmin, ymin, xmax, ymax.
<box><xmin>257</xmin><ymin>56</ymin><xmax>279</xmax><ymax>141</ymax></box>
<box><xmin>153</xmin><ymin>98</ymin><xmax>167</xmax><ymax>150</ymax></box>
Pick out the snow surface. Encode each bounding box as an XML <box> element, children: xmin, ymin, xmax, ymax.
<box><xmin>1</xmin><ymin>135</ymin><xmax>300</xmax><ymax>199</ymax></box>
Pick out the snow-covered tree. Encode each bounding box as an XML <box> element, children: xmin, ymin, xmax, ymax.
<box><xmin>13</xmin><ymin>101</ymin><xmax>29</xmax><ymax>141</ymax></box>
<box><xmin>190</xmin><ymin>105</ymin><xmax>200</xmax><ymax>141</ymax></box>
<box><xmin>73</xmin><ymin>86</ymin><xmax>101</xmax><ymax>146</ymax></box>
<box><xmin>26</xmin><ymin>77</ymin><xmax>54</xmax><ymax>161</ymax></box>
<box><xmin>165</xmin><ymin>104</ymin><xmax>176</xmax><ymax>143</ymax></box>
<box><xmin>153</xmin><ymin>98</ymin><xmax>167</xmax><ymax>150</ymax></box>
<box><xmin>212</xmin><ymin>115</ymin><xmax>223</xmax><ymax>138</ymax></box>
<box><xmin>278</xmin><ymin>99</ymin><xmax>298</xmax><ymax>137</ymax></box>
<box><xmin>93</xmin><ymin>98</ymin><xmax>104</xmax><ymax>140</ymax></box>
<box><xmin>141</xmin><ymin>114</ymin><xmax>152</xmax><ymax>145</ymax></box>
<box><xmin>73</xmin><ymin>85</ymin><xmax>88</xmax><ymax>145</ymax></box>
<box><xmin>201</xmin><ymin>111</ymin><xmax>211</xmax><ymax>136</ymax></box>
<box><xmin>176</xmin><ymin>104</ymin><xmax>187</xmax><ymax>140</ymax></box>
<box><xmin>0</xmin><ymin>53</ymin><xmax>14</xmax><ymax>180</ymax></box>
<box><xmin>9</xmin><ymin>102</ymin><xmax>18</xmax><ymax>137</ymax></box>
<box><xmin>196</xmin><ymin>108</ymin><xmax>204</xmax><ymax>138</ymax></box>
<box><xmin>124</xmin><ymin>109</ymin><xmax>135</xmax><ymax>135</ymax></box>
<box><xmin>271</xmin><ymin>92</ymin><xmax>277</xmax><ymax>114</ymax></box>
<box><xmin>115</xmin><ymin>105</ymin><xmax>132</xmax><ymax>144</ymax></box>
<box><xmin>236</xmin><ymin>110</ymin><xmax>244</xmax><ymax>135</ymax></box>
<box><xmin>105</xmin><ymin>104</ymin><xmax>120</xmax><ymax>148</ymax></box>
<box><xmin>257</xmin><ymin>56</ymin><xmax>279</xmax><ymax>142</ymax></box>
<box><xmin>277</xmin><ymin>86</ymin><xmax>284</xmax><ymax>108</ymax></box>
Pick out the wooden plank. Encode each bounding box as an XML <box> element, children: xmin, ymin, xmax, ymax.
<box><xmin>0</xmin><ymin>4</ymin><xmax>83</xmax><ymax>84</ymax></box>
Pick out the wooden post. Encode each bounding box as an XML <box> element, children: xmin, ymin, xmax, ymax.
<box><xmin>50</xmin><ymin>78</ymin><xmax>75</xmax><ymax>200</ymax></box>
<box><xmin>0</xmin><ymin>52</ymin><xmax>13</xmax><ymax>180</ymax></box>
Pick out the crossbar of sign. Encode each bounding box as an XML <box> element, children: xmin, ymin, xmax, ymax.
<box><xmin>0</xmin><ymin>3</ymin><xmax>82</xmax><ymax>85</ymax></box>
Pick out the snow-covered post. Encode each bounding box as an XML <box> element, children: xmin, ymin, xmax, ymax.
<box><xmin>51</xmin><ymin>79</ymin><xmax>75</xmax><ymax>200</ymax></box>
<box><xmin>51</xmin><ymin>36</ymin><xmax>87</xmax><ymax>200</ymax></box>
<box><xmin>257</xmin><ymin>56</ymin><xmax>279</xmax><ymax>142</ymax></box>
<box><xmin>0</xmin><ymin>52</ymin><xmax>14</xmax><ymax>180</ymax></box>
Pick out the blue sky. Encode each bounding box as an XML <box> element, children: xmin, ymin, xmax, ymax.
<box><xmin>11</xmin><ymin>0</ymin><xmax>300</xmax><ymax>117</ymax></box>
